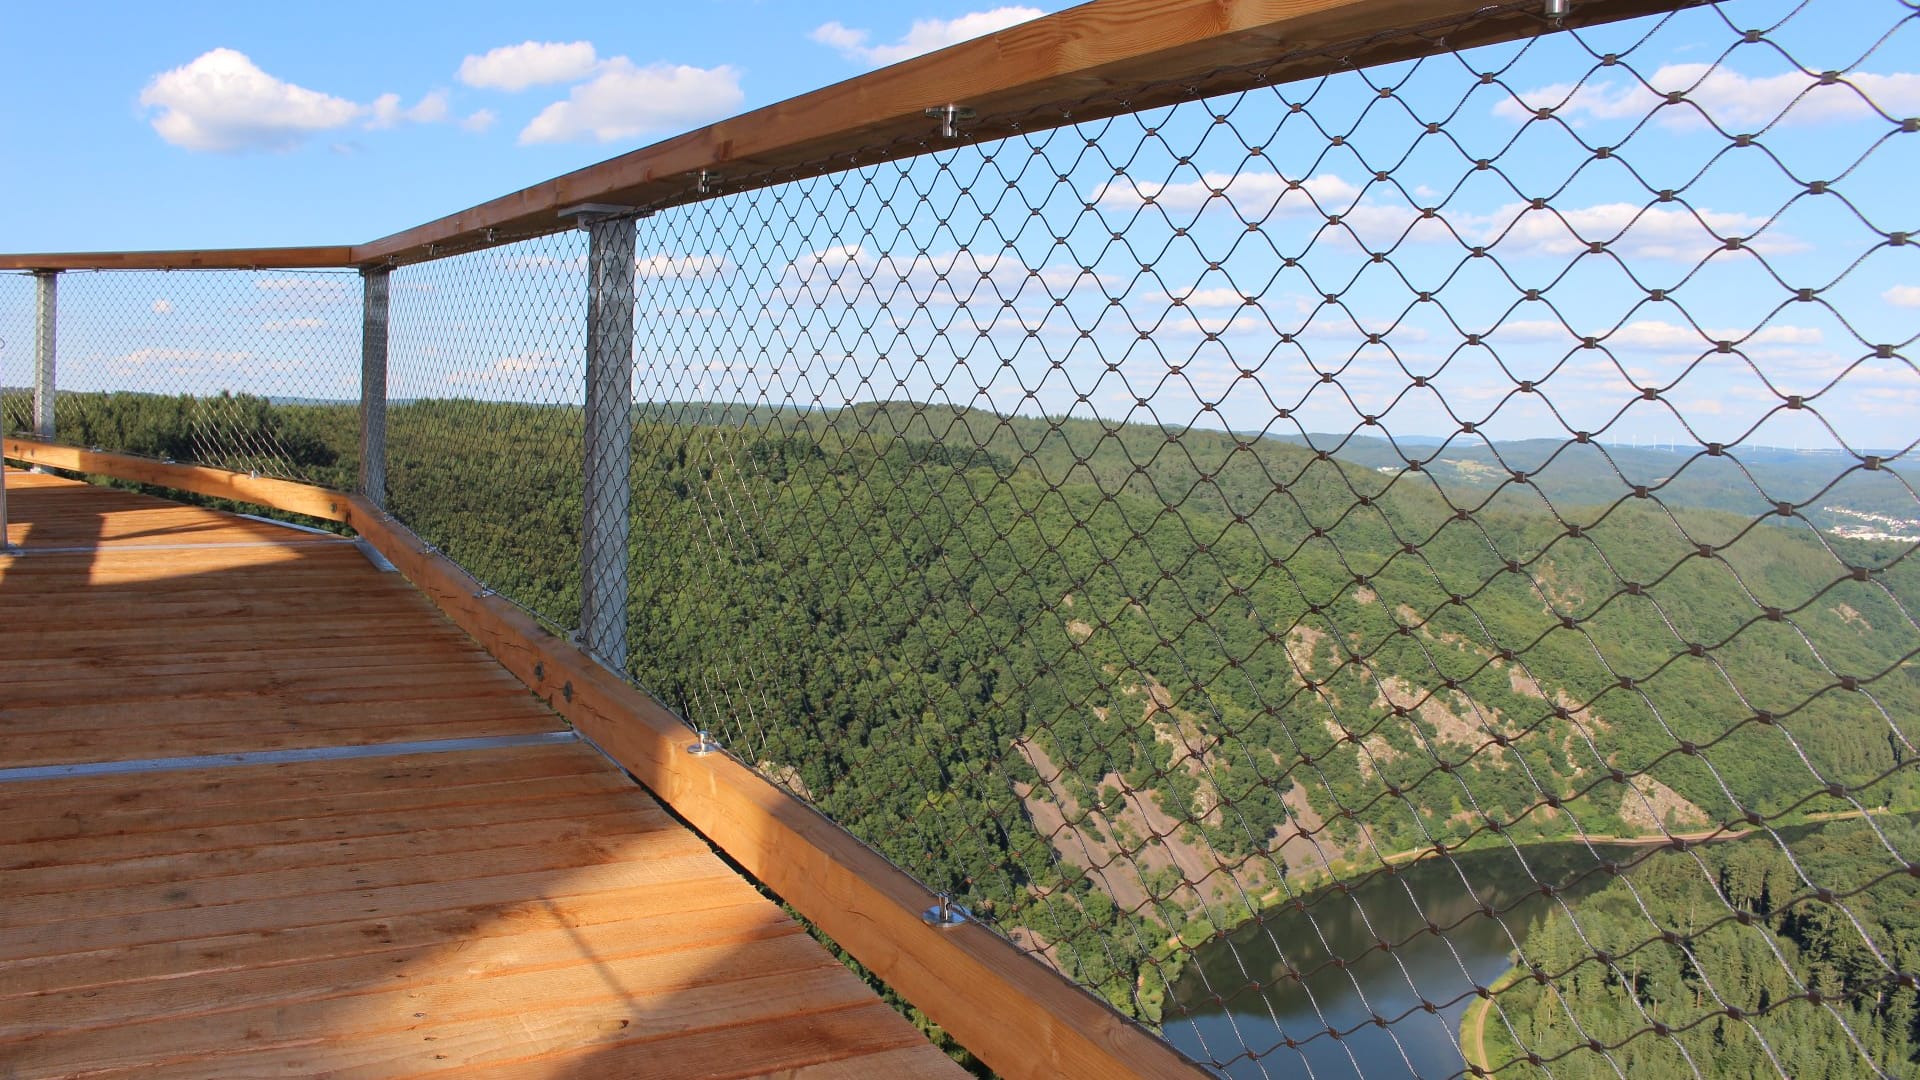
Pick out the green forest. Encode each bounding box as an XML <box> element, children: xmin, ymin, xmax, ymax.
<box><xmin>10</xmin><ymin>388</ymin><xmax>1918</xmax><ymax>1075</ymax></box>
<box><xmin>1483</xmin><ymin>819</ymin><xmax>1920</xmax><ymax>1079</ymax></box>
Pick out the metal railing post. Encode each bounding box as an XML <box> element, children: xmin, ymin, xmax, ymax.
<box><xmin>578</xmin><ymin>210</ymin><xmax>636</xmax><ymax>671</ymax></box>
<box><xmin>32</xmin><ymin>269</ymin><xmax>57</xmax><ymax>442</ymax></box>
<box><xmin>358</xmin><ymin>266</ymin><xmax>390</xmax><ymax>508</ymax></box>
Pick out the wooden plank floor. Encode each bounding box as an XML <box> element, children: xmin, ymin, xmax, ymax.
<box><xmin>0</xmin><ymin>469</ymin><xmax>963</xmax><ymax>1078</ymax></box>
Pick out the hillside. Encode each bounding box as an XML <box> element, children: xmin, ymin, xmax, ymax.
<box><xmin>18</xmin><ymin>390</ymin><xmax>1920</xmax><ymax>1022</ymax></box>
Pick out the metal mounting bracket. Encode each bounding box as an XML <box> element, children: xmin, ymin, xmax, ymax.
<box><xmin>558</xmin><ymin>202</ymin><xmax>639</xmax><ymax>227</ymax></box>
<box><xmin>924</xmin><ymin>104</ymin><xmax>977</xmax><ymax>139</ymax></box>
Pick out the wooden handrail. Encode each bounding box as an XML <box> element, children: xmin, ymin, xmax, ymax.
<box><xmin>0</xmin><ymin>0</ymin><xmax>1686</xmax><ymax>273</ymax></box>
<box><xmin>0</xmin><ymin>439</ymin><xmax>1208</xmax><ymax>1080</ymax></box>
<box><xmin>0</xmin><ymin>247</ymin><xmax>355</xmax><ymax>272</ymax></box>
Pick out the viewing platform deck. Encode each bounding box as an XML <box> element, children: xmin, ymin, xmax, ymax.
<box><xmin>0</xmin><ymin>468</ymin><xmax>962</xmax><ymax>1078</ymax></box>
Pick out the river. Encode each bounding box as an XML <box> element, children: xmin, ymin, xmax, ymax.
<box><xmin>1162</xmin><ymin>841</ymin><xmax>1660</xmax><ymax>1079</ymax></box>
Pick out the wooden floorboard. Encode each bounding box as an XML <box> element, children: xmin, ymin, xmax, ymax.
<box><xmin>0</xmin><ymin>470</ymin><xmax>963</xmax><ymax>1078</ymax></box>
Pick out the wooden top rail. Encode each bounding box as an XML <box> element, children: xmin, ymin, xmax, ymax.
<box><xmin>0</xmin><ymin>436</ymin><xmax>1208</xmax><ymax>1080</ymax></box>
<box><xmin>0</xmin><ymin>0</ymin><xmax>1686</xmax><ymax>273</ymax></box>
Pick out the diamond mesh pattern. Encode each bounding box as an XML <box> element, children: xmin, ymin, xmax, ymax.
<box><xmin>0</xmin><ymin>272</ymin><xmax>32</xmax><ymax>436</ymax></box>
<box><xmin>3</xmin><ymin>2</ymin><xmax>1916</xmax><ymax>1077</ymax></box>
<box><xmin>384</xmin><ymin>231</ymin><xmax>590</xmax><ymax>634</ymax></box>
<box><xmin>608</xmin><ymin>3</ymin><xmax>1920</xmax><ymax>1077</ymax></box>
<box><xmin>14</xmin><ymin>269</ymin><xmax>359</xmax><ymax>485</ymax></box>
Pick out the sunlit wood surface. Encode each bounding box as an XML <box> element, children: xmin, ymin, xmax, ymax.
<box><xmin>0</xmin><ymin>468</ymin><xmax>963</xmax><ymax>1078</ymax></box>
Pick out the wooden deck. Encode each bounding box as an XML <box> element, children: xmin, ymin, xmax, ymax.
<box><xmin>0</xmin><ymin>469</ymin><xmax>963</xmax><ymax>1078</ymax></box>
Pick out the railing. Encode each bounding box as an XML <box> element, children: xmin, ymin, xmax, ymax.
<box><xmin>5</xmin><ymin>0</ymin><xmax>1918</xmax><ymax>1076</ymax></box>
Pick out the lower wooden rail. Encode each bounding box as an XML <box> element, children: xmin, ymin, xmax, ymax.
<box><xmin>0</xmin><ymin>440</ymin><xmax>351</xmax><ymax>523</ymax></box>
<box><xmin>0</xmin><ymin>438</ymin><xmax>1207</xmax><ymax>1080</ymax></box>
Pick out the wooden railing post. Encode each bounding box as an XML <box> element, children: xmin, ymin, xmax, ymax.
<box><xmin>576</xmin><ymin>208</ymin><xmax>636</xmax><ymax>671</ymax></box>
<box><xmin>32</xmin><ymin>269</ymin><xmax>57</xmax><ymax>442</ymax></box>
<box><xmin>358</xmin><ymin>266</ymin><xmax>390</xmax><ymax>508</ymax></box>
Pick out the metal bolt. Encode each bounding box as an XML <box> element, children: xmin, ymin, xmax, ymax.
<box><xmin>687</xmin><ymin>729</ymin><xmax>721</xmax><ymax>756</ymax></box>
<box><xmin>922</xmin><ymin>892</ymin><xmax>970</xmax><ymax>927</ymax></box>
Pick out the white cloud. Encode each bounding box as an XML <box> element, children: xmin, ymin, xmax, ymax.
<box><xmin>140</xmin><ymin>48</ymin><xmax>362</xmax><ymax>152</ymax></box>
<box><xmin>1497</xmin><ymin>64</ymin><xmax>1920</xmax><ymax>129</ymax></box>
<box><xmin>461</xmin><ymin>109</ymin><xmax>497</xmax><ymax>133</ymax></box>
<box><xmin>458</xmin><ymin>41</ymin><xmax>600</xmax><ymax>92</ymax></box>
<box><xmin>1287</xmin><ymin>186</ymin><xmax>1801</xmax><ymax>261</ymax></box>
<box><xmin>519</xmin><ymin>59</ymin><xmax>743</xmax><ymax>144</ymax></box>
<box><xmin>446</xmin><ymin>351</ymin><xmax>574</xmax><ymax>387</ymax></box>
<box><xmin>261</xmin><ymin>317</ymin><xmax>325</xmax><ymax>332</ymax></box>
<box><xmin>1493</xmin><ymin>319</ymin><xmax>1823</xmax><ymax>349</ymax></box>
<box><xmin>1885</xmin><ymin>285</ymin><xmax>1920</xmax><ymax>308</ymax></box>
<box><xmin>1096</xmin><ymin>171</ymin><xmax>1361</xmax><ymax>214</ymax></box>
<box><xmin>638</xmin><ymin>252</ymin><xmax>731</xmax><ymax>278</ymax></box>
<box><xmin>150</xmin><ymin>299</ymin><xmax>173</xmax><ymax>314</ymax></box>
<box><xmin>109</xmin><ymin>347</ymin><xmax>263</xmax><ymax>378</ymax></box>
<box><xmin>1483</xmin><ymin>201</ymin><xmax>1803</xmax><ymax>260</ymax></box>
<box><xmin>812</xmin><ymin>7</ymin><xmax>1042</xmax><ymax>67</ymax></box>
<box><xmin>1100</xmin><ymin>168</ymin><xmax>1798</xmax><ymax>261</ymax></box>
<box><xmin>367</xmin><ymin>89</ymin><xmax>449</xmax><ymax>130</ymax></box>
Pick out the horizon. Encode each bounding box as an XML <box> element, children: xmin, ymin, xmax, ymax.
<box><xmin>1</xmin><ymin>2</ymin><xmax>1914</xmax><ymax>450</ymax></box>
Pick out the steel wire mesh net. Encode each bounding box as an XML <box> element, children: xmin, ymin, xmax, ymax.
<box><xmin>7</xmin><ymin>0</ymin><xmax>1912</xmax><ymax>1075</ymax></box>
<box><xmin>0</xmin><ymin>273</ymin><xmax>33</xmax><ymax>436</ymax></box>
<box><xmin>384</xmin><ymin>231</ymin><xmax>590</xmax><ymax>634</ymax></box>
<box><xmin>599</xmin><ymin>2</ymin><xmax>1920</xmax><ymax>1077</ymax></box>
<box><xmin>11</xmin><ymin>269</ymin><xmax>360</xmax><ymax>486</ymax></box>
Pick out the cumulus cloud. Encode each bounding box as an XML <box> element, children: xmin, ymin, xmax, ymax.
<box><xmin>1885</xmin><ymin>285</ymin><xmax>1920</xmax><ymax>308</ymax></box>
<box><xmin>446</xmin><ymin>351</ymin><xmax>574</xmax><ymax>387</ymax></box>
<box><xmin>261</xmin><ymin>317</ymin><xmax>325</xmax><ymax>332</ymax></box>
<box><xmin>150</xmin><ymin>299</ymin><xmax>173</xmax><ymax>314</ymax></box>
<box><xmin>1491</xmin><ymin>319</ymin><xmax>1823</xmax><ymax>349</ymax></box>
<box><xmin>1482</xmin><ymin>201</ymin><xmax>1804</xmax><ymax>260</ymax></box>
<box><xmin>1093</xmin><ymin>170</ymin><xmax>1797</xmax><ymax>260</ymax></box>
<box><xmin>140</xmin><ymin>48</ymin><xmax>362</xmax><ymax>152</ymax></box>
<box><xmin>458</xmin><ymin>41</ymin><xmax>599</xmax><ymax>92</ymax></box>
<box><xmin>519</xmin><ymin>59</ymin><xmax>743</xmax><ymax>144</ymax></box>
<box><xmin>1496</xmin><ymin>64</ymin><xmax>1920</xmax><ymax>129</ymax></box>
<box><xmin>461</xmin><ymin>109</ymin><xmax>497</xmax><ymax>133</ymax></box>
<box><xmin>1095</xmin><ymin>171</ymin><xmax>1361</xmax><ymax>214</ymax></box>
<box><xmin>811</xmin><ymin>7</ymin><xmax>1042</xmax><ymax>67</ymax></box>
<box><xmin>367</xmin><ymin>89</ymin><xmax>449</xmax><ymax>130</ymax></box>
<box><xmin>141</xmin><ymin>48</ymin><xmax>452</xmax><ymax>151</ymax></box>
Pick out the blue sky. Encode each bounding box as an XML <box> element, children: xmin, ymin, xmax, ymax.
<box><xmin>0</xmin><ymin>0</ymin><xmax>1915</xmax><ymax>450</ymax></box>
<box><xmin>0</xmin><ymin>1</ymin><xmax>1063</xmax><ymax>252</ymax></box>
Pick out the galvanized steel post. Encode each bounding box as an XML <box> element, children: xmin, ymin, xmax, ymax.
<box><xmin>32</xmin><ymin>270</ymin><xmax>57</xmax><ymax>441</ymax></box>
<box><xmin>579</xmin><ymin>211</ymin><xmax>636</xmax><ymax>671</ymax></box>
<box><xmin>358</xmin><ymin>267</ymin><xmax>390</xmax><ymax>508</ymax></box>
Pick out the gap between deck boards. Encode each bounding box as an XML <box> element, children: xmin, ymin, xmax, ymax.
<box><xmin>0</xmin><ymin>730</ymin><xmax>580</xmax><ymax>784</ymax></box>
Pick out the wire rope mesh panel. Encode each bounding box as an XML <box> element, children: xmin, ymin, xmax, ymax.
<box><xmin>0</xmin><ymin>272</ymin><xmax>34</xmax><ymax>435</ymax></box>
<box><xmin>39</xmin><ymin>269</ymin><xmax>359</xmax><ymax>485</ymax></box>
<box><xmin>612</xmin><ymin>2</ymin><xmax>1920</xmax><ymax>1077</ymax></box>
<box><xmin>384</xmin><ymin>231</ymin><xmax>590</xmax><ymax>634</ymax></box>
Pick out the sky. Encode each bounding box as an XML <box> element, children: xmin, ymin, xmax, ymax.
<box><xmin>0</xmin><ymin>0</ymin><xmax>1915</xmax><ymax>451</ymax></box>
<box><xmin>0</xmin><ymin>1</ymin><xmax>1063</xmax><ymax>251</ymax></box>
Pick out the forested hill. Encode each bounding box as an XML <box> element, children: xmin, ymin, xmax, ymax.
<box><xmin>24</xmin><ymin>389</ymin><xmax>1920</xmax><ymax>1022</ymax></box>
